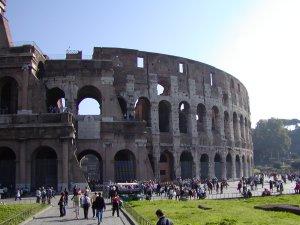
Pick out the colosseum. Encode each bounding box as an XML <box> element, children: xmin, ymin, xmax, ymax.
<box><xmin>0</xmin><ymin>0</ymin><xmax>253</xmax><ymax>191</ymax></box>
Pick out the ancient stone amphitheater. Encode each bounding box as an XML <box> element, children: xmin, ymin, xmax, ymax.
<box><xmin>0</xmin><ymin>0</ymin><xmax>253</xmax><ymax>191</ymax></box>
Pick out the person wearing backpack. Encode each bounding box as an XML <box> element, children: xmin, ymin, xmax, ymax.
<box><xmin>94</xmin><ymin>192</ymin><xmax>106</xmax><ymax>225</ymax></box>
<box><xmin>81</xmin><ymin>192</ymin><xmax>91</xmax><ymax>219</ymax></box>
<box><xmin>156</xmin><ymin>209</ymin><xmax>173</xmax><ymax>225</ymax></box>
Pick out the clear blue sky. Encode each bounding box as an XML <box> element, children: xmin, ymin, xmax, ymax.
<box><xmin>6</xmin><ymin>0</ymin><xmax>300</xmax><ymax>126</ymax></box>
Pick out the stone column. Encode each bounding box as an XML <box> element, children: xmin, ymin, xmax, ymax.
<box><xmin>19</xmin><ymin>140</ymin><xmax>26</xmax><ymax>188</ymax></box>
<box><xmin>103</xmin><ymin>142</ymin><xmax>113</xmax><ymax>183</ymax></box>
<box><xmin>174</xmin><ymin>152</ymin><xmax>181</xmax><ymax>178</ymax></box>
<box><xmin>136</xmin><ymin>139</ymin><xmax>148</xmax><ymax>180</ymax></box>
<box><xmin>208</xmin><ymin>154</ymin><xmax>215</xmax><ymax>179</ymax></box>
<box><xmin>231</xmin><ymin>155</ymin><xmax>236</xmax><ymax>180</ymax></box>
<box><xmin>61</xmin><ymin>140</ymin><xmax>69</xmax><ymax>190</ymax></box>
<box><xmin>221</xmin><ymin>156</ymin><xmax>226</xmax><ymax>180</ymax></box>
<box><xmin>240</xmin><ymin>157</ymin><xmax>243</xmax><ymax>178</ymax></box>
<box><xmin>228</xmin><ymin>114</ymin><xmax>235</xmax><ymax>147</ymax></box>
<box><xmin>194</xmin><ymin>151</ymin><xmax>200</xmax><ymax>179</ymax></box>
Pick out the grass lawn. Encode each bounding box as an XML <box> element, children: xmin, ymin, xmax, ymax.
<box><xmin>128</xmin><ymin>195</ymin><xmax>300</xmax><ymax>225</ymax></box>
<box><xmin>0</xmin><ymin>203</ymin><xmax>47</xmax><ymax>225</ymax></box>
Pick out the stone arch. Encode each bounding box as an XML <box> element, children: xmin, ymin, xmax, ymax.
<box><xmin>0</xmin><ymin>147</ymin><xmax>16</xmax><ymax>188</ymax></box>
<box><xmin>159</xmin><ymin>151</ymin><xmax>174</xmax><ymax>182</ymax></box>
<box><xmin>158</xmin><ymin>100</ymin><xmax>171</xmax><ymax>132</ymax></box>
<box><xmin>0</xmin><ymin>76</ymin><xmax>18</xmax><ymax>114</ymax></box>
<box><xmin>226</xmin><ymin>153</ymin><xmax>232</xmax><ymax>179</ymax></box>
<box><xmin>180</xmin><ymin>151</ymin><xmax>193</xmax><ymax>179</ymax></box>
<box><xmin>214</xmin><ymin>153</ymin><xmax>222</xmax><ymax>179</ymax></box>
<box><xmin>77</xmin><ymin>85</ymin><xmax>102</xmax><ymax>115</ymax></box>
<box><xmin>179</xmin><ymin>101</ymin><xmax>190</xmax><ymax>134</ymax></box>
<box><xmin>200</xmin><ymin>154</ymin><xmax>209</xmax><ymax>179</ymax></box>
<box><xmin>197</xmin><ymin>103</ymin><xmax>206</xmax><ymax>132</ymax></box>
<box><xmin>224</xmin><ymin>111</ymin><xmax>230</xmax><ymax>140</ymax></box>
<box><xmin>236</xmin><ymin>155</ymin><xmax>241</xmax><ymax>179</ymax></box>
<box><xmin>135</xmin><ymin>97</ymin><xmax>151</xmax><ymax>127</ymax></box>
<box><xmin>46</xmin><ymin>87</ymin><xmax>65</xmax><ymax>113</ymax></box>
<box><xmin>117</xmin><ymin>96</ymin><xmax>127</xmax><ymax>119</ymax></box>
<box><xmin>77</xmin><ymin>150</ymin><xmax>103</xmax><ymax>185</ymax></box>
<box><xmin>211</xmin><ymin>106</ymin><xmax>220</xmax><ymax>133</ymax></box>
<box><xmin>31</xmin><ymin>146</ymin><xmax>58</xmax><ymax>190</ymax></box>
<box><xmin>114</xmin><ymin>149</ymin><xmax>136</xmax><ymax>182</ymax></box>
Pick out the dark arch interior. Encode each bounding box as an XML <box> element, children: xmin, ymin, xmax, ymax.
<box><xmin>114</xmin><ymin>150</ymin><xmax>136</xmax><ymax>182</ymax></box>
<box><xmin>180</xmin><ymin>151</ymin><xmax>193</xmax><ymax>179</ymax></box>
<box><xmin>135</xmin><ymin>97</ymin><xmax>151</xmax><ymax>127</ymax></box>
<box><xmin>211</xmin><ymin>106</ymin><xmax>219</xmax><ymax>132</ymax></box>
<box><xmin>197</xmin><ymin>104</ymin><xmax>206</xmax><ymax>132</ymax></box>
<box><xmin>117</xmin><ymin>97</ymin><xmax>127</xmax><ymax>119</ymax></box>
<box><xmin>214</xmin><ymin>153</ymin><xmax>222</xmax><ymax>179</ymax></box>
<box><xmin>46</xmin><ymin>87</ymin><xmax>65</xmax><ymax>113</ymax></box>
<box><xmin>0</xmin><ymin>77</ymin><xmax>18</xmax><ymax>114</ymax></box>
<box><xmin>159</xmin><ymin>101</ymin><xmax>171</xmax><ymax>132</ymax></box>
<box><xmin>179</xmin><ymin>101</ymin><xmax>190</xmax><ymax>134</ymax></box>
<box><xmin>0</xmin><ymin>147</ymin><xmax>16</xmax><ymax>188</ymax></box>
<box><xmin>200</xmin><ymin>154</ymin><xmax>209</xmax><ymax>179</ymax></box>
<box><xmin>32</xmin><ymin>147</ymin><xmax>57</xmax><ymax>190</ymax></box>
<box><xmin>159</xmin><ymin>151</ymin><xmax>174</xmax><ymax>181</ymax></box>
<box><xmin>159</xmin><ymin>153</ymin><xmax>168</xmax><ymax>162</ymax></box>
<box><xmin>226</xmin><ymin>153</ymin><xmax>232</xmax><ymax>179</ymax></box>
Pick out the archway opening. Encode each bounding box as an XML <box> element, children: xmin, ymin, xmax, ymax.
<box><xmin>32</xmin><ymin>147</ymin><xmax>57</xmax><ymax>190</ymax></box>
<box><xmin>180</xmin><ymin>151</ymin><xmax>193</xmax><ymax>179</ymax></box>
<box><xmin>77</xmin><ymin>86</ymin><xmax>102</xmax><ymax>115</ymax></box>
<box><xmin>0</xmin><ymin>147</ymin><xmax>16</xmax><ymax>189</ymax></box>
<box><xmin>0</xmin><ymin>77</ymin><xmax>18</xmax><ymax>114</ymax></box>
<box><xmin>214</xmin><ymin>153</ymin><xmax>222</xmax><ymax>179</ymax></box>
<box><xmin>236</xmin><ymin>155</ymin><xmax>241</xmax><ymax>179</ymax></box>
<box><xmin>242</xmin><ymin>156</ymin><xmax>247</xmax><ymax>178</ymax></box>
<box><xmin>46</xmin><ymin>87</ymin><xmax>65</xmax><ymax>113</ymax></box>
<box><xmin>159</xmin><ymin>151</ymin><xmax>174</xmax><ymax>182</ymax></box>
<box><xmin>197</xmin><ymin>104</ymin><xmax>206</xmax><ymax>132</ymax></box>
<box><xmin>114</xmin><ymin>150</ymin><xmax>136</xmax><ymax>182</ymax></box>
<box><xmin>117</xmin><ymin>97</ymin><xmax>127</xmax><ymax>119</ymax></box>
<box><xmin>240</xmin><ymin>115</ymin><xmax>245</xmax><ymax>139</ymax></box>
<box><xmin>179</xmin><ymin>101</ymin><xmax>190</xmax><ymax>134</ymax></box>
<box><xmin>159</xmin><ymin>100</ymin><xmax>171</xmax><ymax>132</ymax></box>
<box><xmin>77</xmin><ymin>150</ymin><xmax>103</xmax><ymax>189</ymax></box>
<box><xmin>134</xmin><ymin>97</ymin><xmax>151</xmax><ymax>127</ymax></box>
<box><xmin>233</xmin><ymin>112</ymin><xmax>239</xmax><ymax>145</ymax></box>
<box><xmin>226</xmin><ymin>153</ymin><xmax>232</xmax><ymax>179</ymax></box>
<box><xmin>200</xmin><ymin>154</ymin><xmax>209</xmax><ymax>179</ymax></box>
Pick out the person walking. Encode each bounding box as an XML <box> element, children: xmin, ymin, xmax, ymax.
<box><xmin>112</xmin><ymin>194</ymin><xmax>121</xmax><ymax>217</ymax></box>
<box><xmin>91</xmin><ymin>192</ymin><xmax>98</xmax><ymax>218</ymax></box>
<box><xmin>81</xmin><ymin>192</ymin><xmax>91</xmax><ymax>219</ymax></box>
<box><xmin>15</xmin><ymin>189</ymin><xmax>21</xmax><ymax>201</ymax></box>
<box><xmin>72</xmin><ymin>192</ymin><xmax>80</xmax><ymax>219</ymax></box>
<box><xmin>94</xmin><ymin>192</ymin><xmax>106</xmax><ymax>224</ymax></box>
<box><xmin>155</xmin><ymin>209</ymin><xmax>173</xmax><ymax>225</ymax></box>
<box><xmin>58</xmin><ymin>192</ymin><xmax>66</xmax><ymax>217</ymax></box>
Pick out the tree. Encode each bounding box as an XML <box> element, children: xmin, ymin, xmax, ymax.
<box><xmin>289</xmin><ymin>127</ymin><xmax>300</xmax><ymax>156</ymax></box>
<box><xmin>253</xmin><ymin>118</ymin><xmax>291</xmax><ymax>165</ymax></box>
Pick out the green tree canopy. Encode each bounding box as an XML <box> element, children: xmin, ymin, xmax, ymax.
<box><xmin>253</xmin><ymin>118</ymin><xmax>291</xmax><ymax>165</ymax></box>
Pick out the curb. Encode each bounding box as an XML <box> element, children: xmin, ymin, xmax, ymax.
<box><xmin>120</xmin><ymin>207</ymin><xmax>138</xmax><ymax>225</ymax></box>
<box><xmin>20</xmin><ymin>205</ymin><xmax>52</xmax><ymax>225</ymax></box>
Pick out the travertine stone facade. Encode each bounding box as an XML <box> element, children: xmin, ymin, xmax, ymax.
<box><xmin>0</xmin><ymin>1</ymin><xmax>253</xmax><ymax>190</ymax></box>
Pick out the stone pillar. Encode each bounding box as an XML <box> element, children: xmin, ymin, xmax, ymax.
<box><xmin>103</xmin><ymin>142</ymin><xmax>114</xmax><ymax>183</ymax></box>
<box><xmin>136</xmin><ymin>139</ymin><xmax>148</xmax><ymax>180</ymax></box>
<box><xmin>231</xmin><ymin>155</ymin><xmax>236</xmax><ymax>180</ymax></box>
<box><xmin>221</xmin><ymin>157</ymin><xmax>226</xmax><ymax>180</ymax></box>
<box><xmin>206</xmin><ymin>109</ymin><xmax>213</xmax><ymax>145</ymax></box>
<box><xmin>228</xmin><ymin>114</ymin><xmax>235</xmax><ymax>147</ymax></box>
<box><xmin>240</xmin><ymin>157</ymin><xmax>243</xmax><ymax>178</ymax></box>
<box><xmin>19</xmin><ymin>140</ymin><xmax>26</xmax><ymax>188</ymax></box>
<box><xmin>208</xmin><ymin>154</ymin><xmax>215</xmax><ymax>179</ymax></box>
<box><xmin>18</xmin><ymin>65</ymin><xmax>31</xmax><ymax>114</ymax></box>
<box><xmin>61</xmin><ymin>140</ymin><xmax>69</xmax><ymax>190</ymax></box>
<box><xmin>174</xmin><ymin>152</ymin><xmax>181</xmax><ymax>178</ymax></box>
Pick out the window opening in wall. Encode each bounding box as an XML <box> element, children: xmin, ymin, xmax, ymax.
<box><xmin>238</xmin><ymin>83</ymin><xmax>240</xmax><ymax>92</ymax></box>
<box><xmin>78</xmin><ymin>98</ymin><xmax>101</xmax><ymax>115</ymax></box>
<box><xmin>210</xmin><ymin>72</ymin><xmax>213</xmax><ymax>86</ymax></box>
<box><xmin>230</xmin><ymin>79</ymin><xmax>234</xmax><ymax>89</ymax></box>
<box><xmin>137</xmin><ymin>57</ymin><xmax>144</xmax><ymax>68</ymax></box>
<box><xmin>46</xmin><ymin>87</ymin><xmax>65</xmax><ymax>113</ymax></box>
<box><xmin>157</xmin><ymin>84</ymin><xmax>164</xmax><ymax>95</ymax></box>
<box><xmin>134</xmin><ymin>97</ymin><xmax>151</xmax><ymax>127</ymax></box>
<box><xmin>179</xmin><ymin>63</ymin><xmax>184</xmax><ymax>73</ymax></box>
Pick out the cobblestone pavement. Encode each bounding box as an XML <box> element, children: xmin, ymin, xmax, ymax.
<box><xmin>24</xmin><ymin>198</ymin><xmax>131</xmax><ymax>225</ymax></box>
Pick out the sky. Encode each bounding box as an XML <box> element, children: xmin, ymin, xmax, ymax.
<box><xmin>6</xmin><ymin>0</ymin><xmax>300</xmax><ymax>127</ymax></box>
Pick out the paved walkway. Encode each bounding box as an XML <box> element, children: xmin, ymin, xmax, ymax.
<box><xmin>25</xmin><ymin>199</ymin><xmax>131</xmax><ymax>225</ymax></box>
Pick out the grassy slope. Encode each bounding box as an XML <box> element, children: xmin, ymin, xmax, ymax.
<box><xmin>128</xmin><ymin>195</ymin><xmax>300</xmax><ymax>225</ymax></box>
<box><xmin>0</xmin><ymin>203</ymin><xmax>46</xmax><ymax>224</ymax></box>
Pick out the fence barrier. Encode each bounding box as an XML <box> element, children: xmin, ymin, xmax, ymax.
<box><xmin>123</xmin><ymin>202</ymin><xmax>153</xmax><ymax>225</ymax></box>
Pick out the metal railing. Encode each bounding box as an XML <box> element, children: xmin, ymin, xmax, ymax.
<box><xmin>123</xmin><ymin>202</ymin><xmax>153</xmax><ymax>225</ymax></box>
<box><xmin>0</xmin><ymin>204</ymin><xmax>44</xmax><ymax>225</ymax></box>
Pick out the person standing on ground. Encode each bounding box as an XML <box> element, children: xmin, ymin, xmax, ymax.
<box><xmin>112</xmin><ymin>194</ymin><xmax>120</xmax><ymax>217</ymax></box>
<box><xmin>91</xmin><ymin>192</ymin><xmax>98</xmax><ymax>218</ymax></box>
<box><xmin>95</xmin><ymin>192</ymin><xmax>106</xmax><ymax>225</ymax></box>
<box><xmin>155</xmin><ymin>209</ymin><xmax>173</xmax><ymax>225</ymax></box>
<box><xmin>58</xmin><ymin>192</ymin><xmax>66</xmax><ymax>217</ymax></box>
<box><xmin>15</xmin><ymin>189</ymin><xmax>21</xmax><ymax>201</ymax></box>
<box><xmin>81</xmin><ymin>192</ymin><xmax>91</xmax><ymax>219</ymax></box>
<box><xmin>72</xmin><ymin>192</ymin><xmax>80</xmax><ymax>219</ymax></box>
